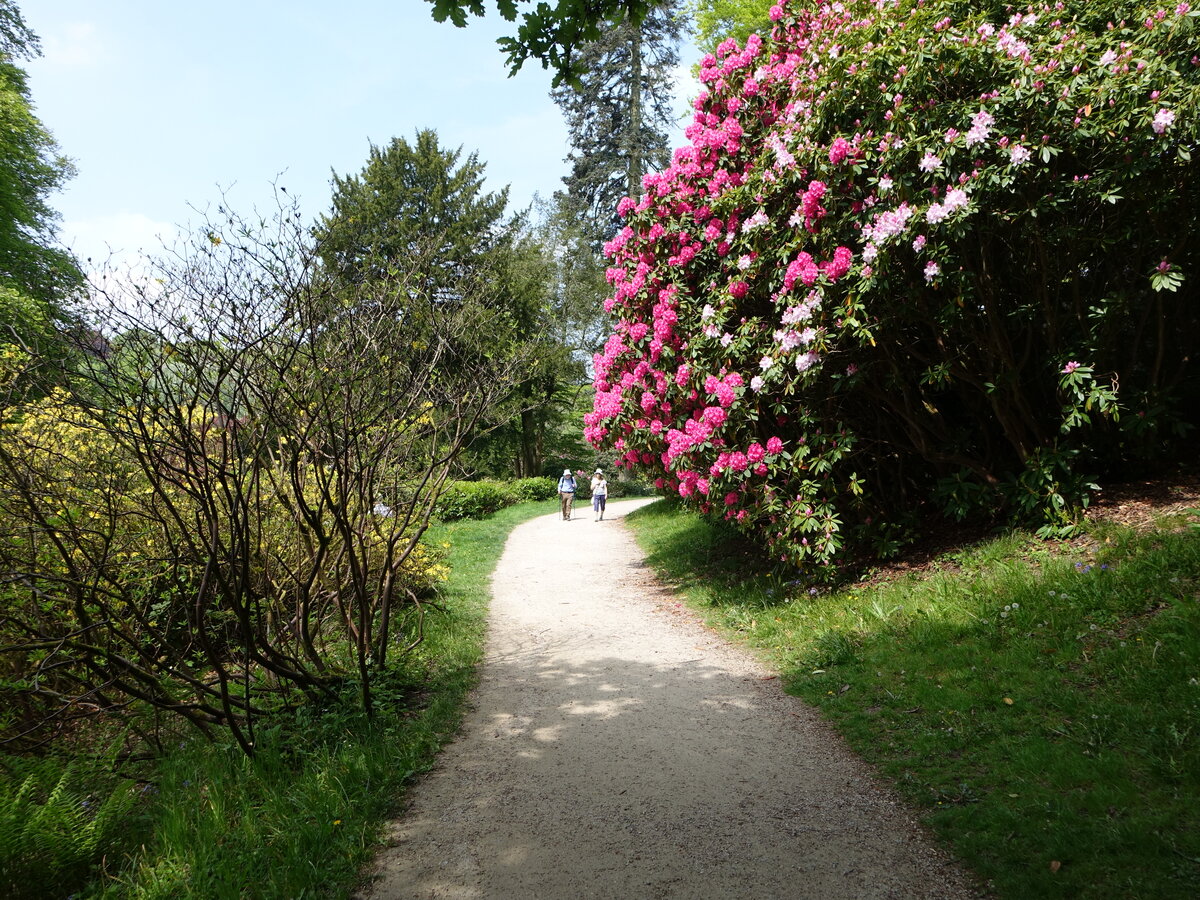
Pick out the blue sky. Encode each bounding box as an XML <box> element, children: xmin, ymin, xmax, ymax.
<box><xmin>22</xmin><ymin>1</ymin><xmax>695</xmax><ymax>268</ymax></box>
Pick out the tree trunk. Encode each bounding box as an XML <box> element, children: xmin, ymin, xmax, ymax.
<box><xmin>627</xmin><ymin>22</ymin><xmax>643</xmax><ymax>199</ymax></box>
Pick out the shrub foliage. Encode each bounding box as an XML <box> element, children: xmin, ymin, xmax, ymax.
<box><xmin>0</xmin><ymin>203</ymin><xmax>531</xmax><ymax>754</ymax></box>
<box><xmin>586</xmin><ymin>0</ymin><xmax>1200</xmax><ymax>571</ymax></box>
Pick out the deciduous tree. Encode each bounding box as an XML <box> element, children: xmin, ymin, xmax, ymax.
<box><xmin>424</xmin><ymin>0</ymin><xmax>659</xmax><ymax>85</ymax></box>
<box><xmin>0</xmin><ymin>0</ymin><xmax>82</xmax><ymax>373</ymax></box>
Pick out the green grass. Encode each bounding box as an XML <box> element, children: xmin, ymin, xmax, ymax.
<box><xmin>70</xmin><ymin>499</ymin><xmax>558</xmax><ymax>900</ymax></box>
<box><xmin>625</xmin><ymin>499</ymin><xmax>1200</xmax><ymax>900</ymax></box>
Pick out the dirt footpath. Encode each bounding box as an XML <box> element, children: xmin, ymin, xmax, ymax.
<box><xmin>359</xmin><ymin>498</ymin><xmax>983</xmax><ymax>899</ymax></box>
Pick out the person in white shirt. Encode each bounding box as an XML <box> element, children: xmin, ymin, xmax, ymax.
<box><xmin>590</xmin><ymin>469</ymin><xmax>608</xmax><ymax>521</ymax></box>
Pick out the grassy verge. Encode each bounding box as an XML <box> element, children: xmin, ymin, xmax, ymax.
<box><xmin>625</xmin><ymin>499</ymin><xmax>1200</xmax><ymax>900</ymax></box>
<box><xmin>79</xmin><ymin>500</ymin><xmax>557</xmax><ymax>900</ymax></box>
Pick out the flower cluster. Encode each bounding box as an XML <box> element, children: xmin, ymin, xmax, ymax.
<box><xmin>587</xmin><ymin>0</ymin><xmax>1199</xmax><ymax>571</ymax></box>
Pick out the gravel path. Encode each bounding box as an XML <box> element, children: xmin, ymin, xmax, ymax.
<box><xmin>359</xmin><ymin>498</ymin><xmax>983</xmax><ymax>899</ymax></box>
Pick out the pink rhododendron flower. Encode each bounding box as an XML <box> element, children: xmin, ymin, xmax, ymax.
<box><xmin>1009</xmin><ymin>144</ymin><xmax>1032</xmax><ymax>165</ymax></box>
<box><xmin>924</xmin><ymin>261</ymin><xmax>941</xmax><ymax>282</ymax></box>
<box><xmin>796</xmin><ymin>351</ymin><xmax>820</xmax><ymax>372</ymax></box>
<box><xmin>1153</xmin><ymin>108</ymin><xmax>1176</xmax><ymax>134</ymax></box>
<box><xmin>828</xmin><ymin>137</ymin><xmax>851</xmax><ymax>164</ymax></box>
<box><xmin>741</xmin><ymin>209</ymin><xmax>769</xmax><ymax>232</ymax></box>
<box><xmin>766</xmin><ymin>437</ymin><xmax>783</xmax><ymax>455</ymax></box>
<box><xmin>944</xmin><ymin>188</ymin><xmax>970</xmax><ymax>211</ymax></box>
<box><xmin>1062</xmin><ymin>360</ymin><xmax>1081</xmax><ymax>374</ymax></box>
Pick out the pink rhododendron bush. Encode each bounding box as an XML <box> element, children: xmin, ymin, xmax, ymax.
<box><xmin>587</xmin><ymin>0</ymin><xmax>1199</xmax><ymax>572</ymax></box>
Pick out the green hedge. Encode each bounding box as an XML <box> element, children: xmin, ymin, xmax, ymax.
<box><xmin>509</xmin><ymin>477</ymin><xmax>558</xmax><ymax>502</ymax></box>
<box><xmin>434</xmin><ymin>481</ymin><xmax>517</xmax><ymax>521</ymax></box>
<box><xmin>432</xmin><ymin>476</ymin><xmax>647</xmax><ymax>521</ymax></box>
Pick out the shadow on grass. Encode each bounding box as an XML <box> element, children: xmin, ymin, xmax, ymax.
<box><xmin>627</xmin><ymin>499</ymin><xmax>1200</xmax><ymax>900</ymax></box>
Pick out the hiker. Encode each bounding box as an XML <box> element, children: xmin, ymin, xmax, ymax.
<box><xmin>557</xmin><ymin>468</ymin><xmax>577</xmax><ymax>520</ymax></box>
<box><xmin>590</xmin><ymin>469</ymin><xmax>608</xmax><ymax>521</ymax></box>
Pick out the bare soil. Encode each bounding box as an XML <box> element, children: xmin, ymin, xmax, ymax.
<box><xmin>357</xmin><ymin>498</ymin><xmax>984</xmax><ymax>899</ymax></box>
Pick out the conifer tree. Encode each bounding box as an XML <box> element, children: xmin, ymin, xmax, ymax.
<box><xmin>550</xmin><ymin>2</ymin><xmax>683</xmax><ymax>248</ymax></box>
<box><xmin>313</xmin><ymin>128</ymin><xmax>510</xmax><ymax>291</ymax></box>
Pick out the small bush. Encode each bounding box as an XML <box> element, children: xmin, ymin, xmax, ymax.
<box><xmin>509</xmin><ymin>477</ymin><xmax>558</xmax><ymax>502</ymax></box>
<box><xmin>434</xmin><ymin>480</ymin><xmax>518</xmax><ymax>521</ymax></box>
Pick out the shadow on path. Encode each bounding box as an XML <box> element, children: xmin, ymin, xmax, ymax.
<box><xmin>359</xmin><ymin>500</ymin><xmax>980</xmax><ymax>900</ymax></box>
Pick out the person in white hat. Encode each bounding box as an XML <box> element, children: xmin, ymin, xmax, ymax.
<box><xmin>590</xmin><ymin>468</ymin><xmax>608</xmax><ymax>521</ymax></box>
<box><xmin>556</xmin><ymin>468</ymin><xmax>577</xmax><ymax>520</ymax></box>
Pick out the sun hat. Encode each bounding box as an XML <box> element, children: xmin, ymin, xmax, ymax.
<box><xmin>595</xmin><ymin>468</ymin><xmax>603</xmax><ymax>474</ymax></box>
<box><xmin>563</xmin><ymin>468</ymin><xmax>571</xmax><ymax>475</ymax></box>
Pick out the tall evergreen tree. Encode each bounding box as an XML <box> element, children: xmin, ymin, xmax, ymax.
<box><xmin>313</xmin><ymin>128</ymin><xmax>510</xmax><ymax>290</ymax></box>
<box><xmin>550</xmin><ymin>2</ymin><xmax>683</xmax><ymax>248</ymax></box>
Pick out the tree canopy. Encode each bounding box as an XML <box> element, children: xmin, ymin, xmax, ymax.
<box><xmin>423</xmin><ymin>0</ymin><xmax>660</xmax><ymax>85</ymax></box>
<box><xmin>0</xmin><ymin>0</ymin><xmax>81</xmax><ymax>362</ymax></box>
<box><xmin>686</xmin><ymin>0</ymin><xmax>773</xmax><ymax>55</ymax></box>
<box><xmin>313</xmin><ymin>128</ymin><xmax>510</xmax><ymax>290</ymax></box>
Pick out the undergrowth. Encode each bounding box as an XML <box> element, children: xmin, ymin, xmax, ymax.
<box><xmin>0</xmin><ymin>500</ymin><xmax>556</xmax><ymax>900</ymax></box>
